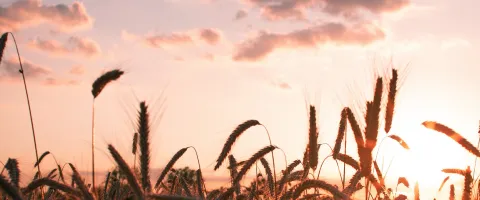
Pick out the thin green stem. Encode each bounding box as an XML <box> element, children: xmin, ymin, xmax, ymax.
<box><xmin>343</xmin><ymin>130</ymin><xmax>347</xmax><ymax>190</ymax></box>
<box><xmin>9</xmin><ymin>32</ymin><xmax>44</xmax><ymax>198</ymax></box>
<box><xmin>9</xmin><ymin>32</ymin><xmax>41</xmax><ymax>175</ymax></box>
<box><xmin>92</xmin><ymin>99</ymin><xmax>96</xmax><ymax>189</ymax></box>
<box><xmin>315</xmin><ymin>143</ymin><xmax>343</xmax><ymax>188</ymax></box>
<box><xmin>260</xmin><ymin>125</ymin><xmax>277</xmax><ymax>200</ymax></box>
<box><xmin>187</xmin><ymin>146</ymin><xmax>207</xmax><ymax>196</ymax></box>
<box><xmin>317</xmin><ymin>154</ymin><xmax>343</xmax><ymax>188</ymax></box>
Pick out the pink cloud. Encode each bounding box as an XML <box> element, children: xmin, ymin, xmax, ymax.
<box><xmin>124</xmin><ymin>29</ymin><xmax>224</xmax><ymax>48</ymax></box>
<box><xmin>235</xmin><ymin>10</ymin><xmax>248</xmax><ymax>20</ymax></box>
<box><xmin>69</xmin><ymin>65</ymin><xmax>85</xmax><ymax>75</ymax></box>
<box><xmin>43</xmin><ymin>77</ymin><xmax>79</xmax><ymax>86</ymax></box>
<box><xmin>0</xmin><ymin>57</ymin><xmax>51</xmax><ymax>80</ymax></box>
<box><xmin>29</xmin><ymin>36</ymin><xmax>102</xmax><ymax>58</ymax></box>
<box><xmin>0</xmin><ymin>0</ymin><xmax>93</xmax><ymax>32</ymax></box>
<box><xmin>198</xmin><ymin>29</ymin><xmax>221</xmax><ymax>45</ymax></box>
<box><xmin>243</xmin><ymin>0</ymin><xmax>409</xmax><ymax>21</ymax></box>
<box><xmin>233</xmin><ymin>22</ymin><xmax>385</xmax><ymax>61</ymax></box>
<box><xmin>145</xmin><ymin>33</ymin><xmax>193</xmax><ymax>48</ymax></box>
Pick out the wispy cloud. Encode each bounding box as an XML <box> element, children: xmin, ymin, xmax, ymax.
<box><xmin>243</xmin><ymin>0</ymin><xmax>410</xmax><ymax>21</ymax></box>
<box><xmin>69</xmin><ymin>65</ymin><xmax>86</xmax><ymax>75</ymax></box>
<box><xmin>0</xmin><ymin>57</ymin><xmax>51</xmax><ymax>80</ymax></box>
<box><xmin>28</xmin><ymin>36</ymin><xmax>102</xmax><ymax>58</ymax></box>
<box><xmin>123</xmin><ymin>28</ymin><xmax>223</xmax><ymax>48</ymax></box>
<box><xmin>0</xmin><ymin>0</ymin><xmax>93</xmax><ymax>32</ymax></box>
<box><xmin>235</xmin><ymin>10</ymin><xmax>248</xmax><ymax>20</ymax></box>
<box><xmin>43</xmin><ymin>77</ymin><xmax>80</xmax><ymax>86</ymax></box>
<box><xmin>198</xmin><ymin>29</ymin><xmax>221</xmax><ymax>45</ymax></box>
<box><xmin>233</xmin><ymin>22</ymin><xmax>385</xmax><ymax>61</ymax></box>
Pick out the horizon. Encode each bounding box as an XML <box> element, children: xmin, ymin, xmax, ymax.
<box><xmin>1</xmin><ymin>0</ymin><xmax>480</xmax><ymax>199</ymax></box>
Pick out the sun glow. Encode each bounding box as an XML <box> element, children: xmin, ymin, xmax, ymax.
<box><xmin>377</xmin><ymin>120</ymin><xmax>476</xmax><ymax>198</ymax></box>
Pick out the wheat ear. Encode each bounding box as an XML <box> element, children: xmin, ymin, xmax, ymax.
<box><xmin>333</xmin><ymin>108</ymin><xmax>348</xmax><ymax>158</ymax></box>
<box><xmin>385</xmin><ymin>69</ymin><xmax>398</xmax><ymax>133</ymax></box>
<box><xmin>214</xmin><ymin>120</ymin><xmax>260</xmax><ymax>170</ymax></box>
<box><xmin>147</xmin><ymin>194</ymin><xmax>198</xmax><ymax>200</ymax></box>
<box><xmin>343</xmin><ymin>170</ymin><xmax>362</xmax><ymax>196</ymax></box>
<box><xmin>91</xmin><ymin>68</ymin><xmax>124</xmax><ymax>188</ymax></box>
<box><xmin>23</xmin><ymin>178</ymin><xmax>81</xmax><ymax>197</ymax></box>
<box><xmin>5</xmin><ymin>158</ymin><xmax>20</xmax><ymax>188</ymax></box>
<box><xmin>7</xmin><ymin>32</ymin><xmax>43</xmax><ymax>188</ymax></box>
<box><xmin>334</xmin><ymin>153</ymin><xmax>360</xmax><ymax>171</ymax></box>
<box><xmin>228</xmin><ymin>155</ymin><xmax>240</xmax><ymax>195</ymax></box>
<box><xmin>0</xmin><ymin>32</ymin><xmax>7</xmax><ymax>63</ymax></box>
<box><xmin>0</xmin><ymin>175</ymin><xmax>24</xmax><ymax>200</ymax></box>
<box><xmin>414</xmin><ymin>181</ymin><xmax>420</xmax><ymax>200</ymax></box>
<box><xmin>450</xmin><ymin>184</ymin><xmax>455</xmax><ymax>200</ymax></box>
<box><xmin>438</xmin><ymin>176</ymin><xmax>450</xmax><ymax>193</ymax></box>
<box><xmin>308</xmin><ymin>105</ymin><xmax>319</xmax><ymax>170</ymax></box>
<box><xmin>423</xmin><ymin>121</ymin><xmax>480</xmax><ymax>157</ymax></box>
<box><xmin>137</xmin><ymin>101</ymin><xmax>152</xmax><ymax>192</ymax></box>
<box><xmin>107</xmin><ymin>144</ymin><xmax>143</xmax><ymax>199</ymax></box>
<box><xmin>155</xmin><ymin>147</ymin><xmax>188</xmax><ymax>190</ymax></box>
<box><xmin>388</xmin><ymin>135</ymin><xmax>410</xmax><ymax>150</ymax></box>
<box><xmin>277</xmin><ymin>159</ymin><xmax>301</xmax><ymax>195</ymax></box>
<box><xmin>260</xmin><ymin>157</ymin><xmax>274</xmax><ymax>197</ymax></box>
<box><xmin>233</xmin><ymin>145</ymin><xmax>276</xmax><ymax>185</ymax></box>
<box><xmin>69</xmin><ymin>163</ymin><xmax>94</xmax><ymax>200</ymax></box>
<box><xmin>293</xmin><ymin>179</ymin><xmax>348</xmax><ymax>199</ymax></box>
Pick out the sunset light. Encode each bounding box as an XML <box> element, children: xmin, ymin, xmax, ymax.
<box><xmin>1</xmin><ymin>0</ymin><xmax>480</xmax><ymax>200</ymax></box>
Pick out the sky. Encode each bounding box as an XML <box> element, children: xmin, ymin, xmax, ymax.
<box><xmin>0</xmin><ymin>0</ymin><xmax>479</xmax><ymax>199</ymax></box>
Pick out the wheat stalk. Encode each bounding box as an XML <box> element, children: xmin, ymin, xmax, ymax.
<box><xmin>464</xmin><ymin>167</ymin><xmax>473</xmax><ymax>200</ymax></box>
<box><xmin>196</xmin><ymin>169</ymin><xmax>205</xmax><ymax>199</ymax></box>
<box><xmin>423</xmin><ymin>121</ymin><xmax>480</xmax><ymax>157</ymax></box>
<box><xmin>438</xmin><ymin>176</ymin><xmax>450</xmax><ymax>192</ymax></box>
<box><xmin>450</xmin><ymin>184</ymin><xmax>456</xmax><ymax>200</ymax></box>
<box><xmin>178</xmin><ymin>177</ymin><xmax>192</xmax><ymax>197</ymax></box>
<box><xmin>308</xmin><ymin>105</ymin><xmax>319</xmax><ymax>171</ymax></box>
<box><xmin>388</xmin><ymin>135</ymin><xmax>410</xmax><ymax>150</ymax></box>
<box><xmin>5</xmin><ymin>33</ymin><xmax>43</xmax><ymax>188</ymax></box>
<box><xmin>414</xmin><ymin>181</ymin><xmax>420</xmax><ymax>200</ymax></box>
<box><xmin>292</xmin><ymin>179</ymin><xmax>348</xmax><ymax>199</ymax></box>
<box><xmin>155</xmin><ymin>147</ymin><xmax>188</xmax><ymax>190</ymax></box>
<box><xmin>334</xmin><ymin>153</ymin><xmax>360</xmax><ymax>171</ymax></box>
<box><xmin>147</xmin><ymin>194</ymin><xmax>198</xmax><ymax>200</ymax></box>
<box><xmin>132</xmin><ymin>132</ymin><xmax>139</xmax><ymax>170</ymax></box>
<box><xmin>343</xmin><ymin>170</ymin><xmax>362</xmax><ymax>196</ymax></box>
<box><xmin>0</xmin><ymin>175</ymin><xmax>24</xmax><ymax>200</ymax></box>
<box><xmin>233</xmin><ymin>145</ymin><xmax>276</xmax><ymax>185</ymax></box>
<box><xmin>217</xmin><ymin>187</ymin><xmax>236</xmax><ymax>200</ymax></box>
<box><xmin>69</xmin><ymin>163</ymin><xmax>94</xmax><ymax>200</ymax></box>
<box><xmin>397</xmin><ymin>177</ymin><xmax>409</xmax><ymax>188</ymax></box>
<box><xmin>333</xmin><ymin>108</ymin><xmax>348</xmax><ymax>158</ymax></box>
<box><xmin>107</xmin><ymin>144</ymin><xmax>143</xmax><ymax>199</ymax></box>
<box><xmin>260</xmin><ymin>157</ymin><xmax>274</xmax><ymax>197</ymax></box>
<box><xmin>137</xmin><ymin>101</ymin><xmax>152</xmax><ymax>192</ymax></box>
<box><xmin>277</xmin><ymin>159</ymin><xmax>301</xmax><ymax>195</ymax></box>
<box><xmin>0</xmin><ymin>32</ymin><xmax>7</xmax><ymax>63</ymax></box>
<box><xmin>385</xmin><ymin>69</ymin><xmax>398</xmax><ymax>133</ymax></box>
<box><xmin>228</xmin><ymin>155</ymin><xmax>240</xmax><ymax>196</ymax></box>
<box><xmin>5</xmin><ymin>158</ymin><xmax>20</xmax><ymax>188</ymax></box>
<box><xmin>22</xmin><ymin>178</ymin><xmax>81</xmax><ymax>197</ymax></box>
<box><xmin>91</xmin><ymin>68</ymin><xmax>124</xmax><ymax>188</ymax></box>
<box><xmin>214</xmin><ymin>120</ymin><xmax>261</xmax><ymax>170</ymax></box>
<box><xmin>373</xmin><ymin>161</ymin><xmax>384</xmax><ymax>187</ymax></box>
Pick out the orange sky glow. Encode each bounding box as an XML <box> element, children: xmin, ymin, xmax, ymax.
<box><xmin>1</xmin><ymin>0</ymin><xmax>480</xmax><ymax>199</ymax></box>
